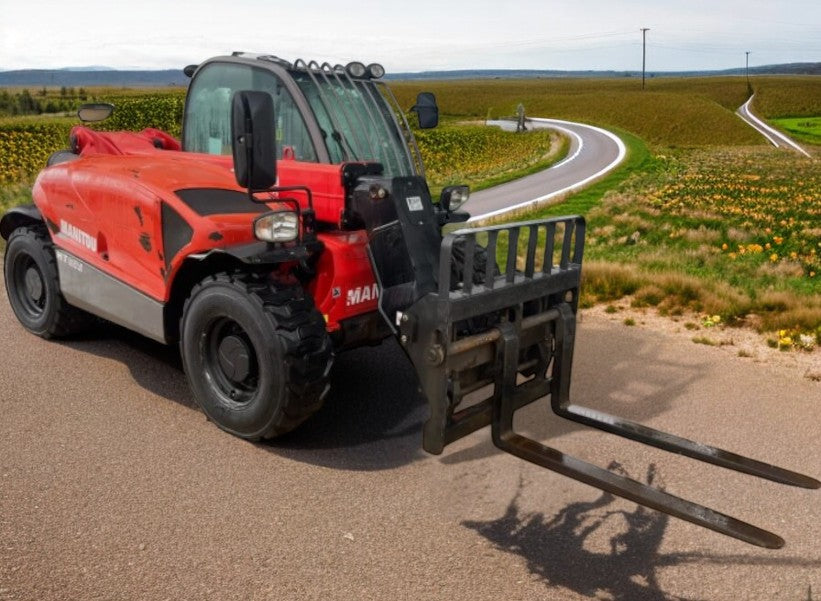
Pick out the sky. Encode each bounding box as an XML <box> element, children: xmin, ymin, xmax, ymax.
<box><xmin>1</xmin><ymin>0</ymin><xmax>819</xmax><ymax>73</ymax></box>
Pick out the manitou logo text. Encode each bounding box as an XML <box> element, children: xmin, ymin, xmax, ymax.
<box><xmin>60</xmin><ymin>219</ymin><xmax>97</xmax><ymax>252</ymax></box>
<box><xmin>346</xmin><ymin>284</ymin><xmax>379</xmax><ymax>307</ymax></box>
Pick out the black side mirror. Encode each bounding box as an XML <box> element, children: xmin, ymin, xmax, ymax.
<box><xmin>411</xmin><ymin>92</ymin><xmax>439</xmax><ymax>129</ymax></box>
<box><xmin>231</xmin><ymin>90</ymin><xmax>277</xmax><ymax>191</ymax></box>
<box><xmin>77</xmin><ymin>103</ymin><xmax>114</xmax><ymax>123</ymax></box>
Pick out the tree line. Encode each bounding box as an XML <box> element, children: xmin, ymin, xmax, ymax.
<box><xmin>0</xmin><ymin>87</ymin><xmax>88</xmax><ymax>117</ymax></box>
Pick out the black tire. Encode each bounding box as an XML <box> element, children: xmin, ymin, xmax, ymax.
<box><xmin>180</xmin><ymin>272</ymin><xmax>333</xmax><ymax>440</ymax></box>
<box><xmin>450</xmin><ymin>239</ymin><xmax>501</xmax><ymax>335</ymax></box>
<box><xmin>450</xmin><ymin>239</ymin><xmax>550</xmax><ymax>376</ymax></box>
<box><xmin>450</xmin><ymin>238</ymin><xmax>494</xmax><ymax>288</ymax></box>
<box><xmin>3</xmin><ymin>225</ymin><xmax>91</xmax><ymax>338</ymax></box>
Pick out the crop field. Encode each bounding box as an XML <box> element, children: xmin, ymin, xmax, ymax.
<box><xmin>416</xmin><ymin>124</ymin><xmax>565</xmax><ymax>196</ymax></box>
<box><xmin>749</xmin><ymin>78</ymin><xmax>821</xmax><ymax>118</ymax></box>
<box><xmin>392</xmin><ymin>76</ymin><xmax>820</xmax><ymax>147</ymax></box>
<box><xmin>0</xmin><ymin>93</ymin><xmax>185</xmax><ymax>183</ymax></box>
<box><xmin>0</xmin><ymin>76</ymin><xmax>818</xmax><ymax>345</ymax></box>
<box><xmin>0</xmin><ymin>90</ymin><xmax>561</xmax><ymax>189</ymax></box>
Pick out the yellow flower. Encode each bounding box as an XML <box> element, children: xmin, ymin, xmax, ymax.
<box><xmin>770</xmin><ymin>253</ymin><xmax>778</xmax><ymax>262</ymax></box>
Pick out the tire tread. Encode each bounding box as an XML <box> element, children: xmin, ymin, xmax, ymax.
<box><xmin>181</xmin><ymin>271</ymin><xmax>332</xmax><ymax>440</ymax></box>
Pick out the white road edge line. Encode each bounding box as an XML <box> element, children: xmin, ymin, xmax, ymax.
<box><xmin>738</xmin><ymin>96</ymin><xmax>811</xmax><ymax>158</ymax></box>
<box><xmin>469</xmin><ymin>118</ymin><xmax>627</xmax><ymax>222</ymax></box>
<box><xmin>543</xmin><ymin>124</ymin><xmax>584</xmax><ymax>169</ymax></box>
<box><xmin>485</xmin><ymin>119</ymin><xmax>585</xmax><ymax>169</ymax></box>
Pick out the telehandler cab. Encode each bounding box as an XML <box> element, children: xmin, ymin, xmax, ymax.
<box><xmin>3</xmin><ymin>53</ymin><xmax>817</xmax><ymax>548</ymax></box>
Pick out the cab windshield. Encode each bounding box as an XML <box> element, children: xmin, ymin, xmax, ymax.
<box><xmin>292</xmin><ymin>69</ymin><xmax>419</xmax><ymax>178</ymax></box>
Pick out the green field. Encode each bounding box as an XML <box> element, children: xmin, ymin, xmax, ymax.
<box><xmin>771</xmin><ymin>117</ymin><xmax>821</xmax><ymax>145</ymax></box>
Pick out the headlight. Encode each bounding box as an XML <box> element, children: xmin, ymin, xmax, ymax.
<box><xmin>345</xmin><ymin>61</ymin><xmax>367</xmax><ymax>78</ymax></box>
<box><xmin>367</xmin><ymin>63</ymin><xmax>385</xmax><ymax>79</ymax></box>
<box><xmin>254</xmin><ymin>211</ymin><xmax>299</xmax><ymax>243</ymax></box>
<box><xmin>440</xmin><ymin>186</ymin><xmax>470</xmax><ymax>212</ymax></box>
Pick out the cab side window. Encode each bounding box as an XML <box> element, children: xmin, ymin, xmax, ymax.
<box><xmin>183</xmin><ymin>62</ymin><xmax>317</xmax><ymax>162</ymax></box>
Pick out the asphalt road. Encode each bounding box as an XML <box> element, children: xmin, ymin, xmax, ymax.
<box><xmin>464</xmin><ymin>118</ymin><xmax>625</xmax><ymax>220</ymax></box>
<box><xmin>737</xmin><ymin>96</ymin><xmax>811</xmax><ymax>157</ymax></box>
<box><xmin>2</xmin><ymin>275</ymin><xmax>819</xmax><ymax>601</ymax></box>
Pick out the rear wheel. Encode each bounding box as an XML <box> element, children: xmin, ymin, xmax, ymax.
<box><xmin>3</xmin><ymin>225</ymin><xmax>91</xmax><ymax>338</ymax></box>
<box><xmin>180</xmin><ymin>273</ymin><xmax>333</xmax><ymax>440</ymax></box>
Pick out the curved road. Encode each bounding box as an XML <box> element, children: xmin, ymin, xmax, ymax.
<box><xmin>464</xmin><ymin>118</ymin><xmax>626</xmax><ymax>220</ymax></box>
<box><xmin>737</xmin><ymin>95</ymin><xmax>811</xmax><ymax>157</ymax></box>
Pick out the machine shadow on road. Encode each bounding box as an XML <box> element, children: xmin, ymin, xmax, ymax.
<box><xmin>59</xmin><ymin>323</ymin><xmax>429</xmax><ymax>471</ymax></box>
<box><xmin>270</xmin><ymin>338</ymin><xmax>429</xmax><ymax>470</ymax></box>
<box><xmin>464</xmin><ymin>464</ymin><xmax>821</xmax><ymax>601</ymax></box>
<box><xmin>57</xmin><ymin>316</ymin><xmax>747</xmax><ymax>475</ymax></box>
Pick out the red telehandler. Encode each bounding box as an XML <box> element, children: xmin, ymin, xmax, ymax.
<box><xmin>2</xmin><ymin>53</ymin><xmax>817</xmax><ymax>548</ymax></box>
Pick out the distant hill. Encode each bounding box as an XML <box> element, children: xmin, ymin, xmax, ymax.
<box><xmin>0</xmin><ymin>69</ymin><xmax>187</xmax><ymax>87</ymax></box>
<box><xmin>388</xmin><ymin>63</ymin><xmax>821</xmax><ymax>80</ymax></box>
<box><xmin>0</xmin><ymin>62</ymin><xmax>817</xmax><ymax>87</ymax></box>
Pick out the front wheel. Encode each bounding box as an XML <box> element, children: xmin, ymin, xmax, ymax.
<box><xmin>180</xmin><ymin>273</ymin><xmax>333</xmax><ymax>440</ymax></box>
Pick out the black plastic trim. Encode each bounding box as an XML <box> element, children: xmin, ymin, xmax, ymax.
<box><xmin>161</xmin><ymin>202</ymin><xmax>194</xmax><ymax>268</ymax></box>
<box><xmin>174</xmin><ymin>188</ymin><xmax>268</xmax><ymax>216</ymax></box>
<box><xmin>192</xmin><ymin>239</ymin><xmax>324</xmax><ymax>266</ymax></box>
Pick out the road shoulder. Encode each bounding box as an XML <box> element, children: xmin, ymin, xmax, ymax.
<box><xmin>582</xmin><ymin>303</ymin><xmax>821</xmax><ymax>383</ymax></box>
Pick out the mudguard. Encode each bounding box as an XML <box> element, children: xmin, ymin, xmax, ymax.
<box><xmin>0</xmin><ymin>205</ymin><xmax>44</xmax><ymax>240</ymax></box>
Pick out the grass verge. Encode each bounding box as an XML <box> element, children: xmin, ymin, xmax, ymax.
<box><xmin>476</xmin><ymin>134</ymin><xmax>819</xmax><ymax>348</ymax></box>
<box><xmin>572</xmin><ymin>145</ymin><xmax>819</xmax><ymax>346</ymax></box>
<box><xmin>770</xmin><ymin>117</ymin><xmax>821</xmax><ymax>146</ymax></box>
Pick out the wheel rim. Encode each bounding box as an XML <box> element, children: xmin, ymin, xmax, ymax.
<box><xmin>11</xmin><ymin>254</ymin><xmax>47</xmax><ymax>320</ymax></box>
<box><xmin>203</xmin><ymin>317</ymin><xmax>260</xmax><ymax>405</ymax></box>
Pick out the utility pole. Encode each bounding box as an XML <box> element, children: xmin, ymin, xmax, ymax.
<box><xmin>745</xmin><ymin>51</ymin><xmax>751</xmax><ymax>95</ymax></box>
<box><xmin>641</xmin><ymin>28</ymin><xmax>650</xmax><ymax>90</ymax></box>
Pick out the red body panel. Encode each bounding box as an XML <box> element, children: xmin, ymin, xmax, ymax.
<box><xmin>33</xmin><ymin>128</ymin><xmax>378</xmax><ymax>331</ymax></box>
<box><xmin>311</xmin><ymin>230</ymin><xmax>378</xmax><ymax>331</ymax></box>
